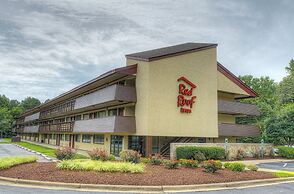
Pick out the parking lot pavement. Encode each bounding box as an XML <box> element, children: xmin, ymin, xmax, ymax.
<box><xmin>0</xmin><ymin>144</ymin><xmax>50</xmax><ymax>162</ymax></box>
<box><xmin>257</xmin><ymin>161</ymin><xmax>294</xmax><ymax>172</ymax></box>
<box><xmin>0</xmin><ymin>144</ymin><xmax>36</xmax><ymax>158</ymax></box>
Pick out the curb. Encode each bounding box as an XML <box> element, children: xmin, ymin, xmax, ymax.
<box><xmin>0</xmin><ymin>176</ymin><xmax>294</xmax><ymax>193</ymax></box>
<box><xmin>13</xmin><ymin>144</ymin><xmax>59</xmax><ymax>162</ymax></box>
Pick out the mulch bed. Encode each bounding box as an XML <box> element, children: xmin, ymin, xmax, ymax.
<box><xmin>0</xmin><ymin>162</ymin><xmax>275</xmax><ymax>186</ymax></box>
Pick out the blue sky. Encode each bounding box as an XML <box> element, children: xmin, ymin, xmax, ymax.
<box><xmin>0</xmin><ymin>0</ymin><xmax>293</xmax><ymax>101</ymax></box>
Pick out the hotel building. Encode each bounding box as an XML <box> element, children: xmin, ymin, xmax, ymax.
<box><xmin>15</xmin><ymin>43</ymin><xmax>260</xmax><ymax>157</ymax></box>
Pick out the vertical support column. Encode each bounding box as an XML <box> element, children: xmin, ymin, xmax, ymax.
<box><xmin>145</xmin><ymin>136</ymin><xmax>153</xmax><ymax>157</ymax></box>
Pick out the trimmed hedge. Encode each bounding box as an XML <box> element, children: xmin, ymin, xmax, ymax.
<box><xmin>277</xmin><ymin>146</ymin><xmax>294</xmax><ymax>159</ymax></box>
<box><xmin>176</xmin><ymin>146</ymin><xmax>225</xmax><ymax>160</ymax></box>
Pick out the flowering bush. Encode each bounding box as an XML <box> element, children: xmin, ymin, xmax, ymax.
<box><xmin>119</xmin><ymin>150</ymin><xmax>141</xmax><ymax>163</ymax></box>
<box><xmin>164</xmin><ymin>160</ymin><xmax>180</xmax><ymax>169</ymax></box>
<box><xmin>55</xmin><ymin>146</ymin><xmax>76</xmax><ymax>160</ymax></box>
<box><xmin>88</xmin><ymin>148</ymin><xmax>109</xmax><ymax>161</ymax></box>
<box><xmin>179</xmin><ymin>159</ymin><xmax>199</xmax><ymax>168</ymax></box>
<box><xmin>202</xmin><ymin>160</ymin><xmax>220</xmax><ymax>173</ymax></box>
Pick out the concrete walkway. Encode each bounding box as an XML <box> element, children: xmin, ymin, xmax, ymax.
<box><xmin>0</xmin><ymin>144</ymin><xmax>51</xmax><ymax>162</ymax></box>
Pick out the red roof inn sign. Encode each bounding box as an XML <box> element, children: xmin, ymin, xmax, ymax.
<box><xmin>177</xmin><ymin>76</ymin><xmax>197</xmax><ymax>113</ymax></box>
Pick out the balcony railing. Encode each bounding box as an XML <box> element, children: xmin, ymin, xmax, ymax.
<box><xmin>74</xmin><ymin>84</ymin><xmax>136</xmax><ymax>109</ymax></box>
<box><xmin>39</xmin><ymin>122</ymin><xmax>74</xmax><ymax>133</ymax></box>
<box><xmin>218</xmin><ymin>123</ymin><xmax>260</xmax><ymax>137</ymax></box>
<box><xmin>23</xmin><ymin>125</ymin><xmax>39</xmax><ymax>133</ymax></box>
<box><xmin>218</xmin><ymin>100</ymin><xmax>260</xmax><ymax>116</ymax></box>
<box><xmin>73</xmin><ymin>116</ymin><xmax>136</xmax><ymax>133</ymax></box>
<box><xmin>24</xmin><ymin>112</ymin><xmax>40</xmax><ymax>122</ymax></box>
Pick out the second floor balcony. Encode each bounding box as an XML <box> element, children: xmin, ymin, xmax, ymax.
<box><xmin>218</xmin><ymin>100</ymin><xmax>260</xmax><ymax>116</ymax></box>
<box><xmin>39</xmin><ymin>122</ymin><xmax>74</xmax><ymax>133</ymax></box>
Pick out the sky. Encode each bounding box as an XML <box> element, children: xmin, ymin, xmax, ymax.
<box><xmin>0</xmin><ymin>0</ymin><xmax>293</xmax><ymax>102</ymax></box>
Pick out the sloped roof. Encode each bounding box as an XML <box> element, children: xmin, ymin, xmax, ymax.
<box><xmin>217</xmin><ymin>62</ymin><xmax>258</xmax><ymax>98</ymax></box>
<box><xmin>126</xmin><ymin>42</ymin><xmax>217</xmax><ymax>61</ymax></box>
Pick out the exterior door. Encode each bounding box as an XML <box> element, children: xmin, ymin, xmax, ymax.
<box><xmin>69</xmin><ymin>135</ymin><xmax>75</xmax><ymax>148</ymax></box>
<box><xmin>110</xmin><ymin>135</ymin><xmax>123</xmax><ymax>156</ymax></box>
<box><xmin>56</xmin><ymin>134</ymin><xmax>61</xmax><ymax>146</ymax></box>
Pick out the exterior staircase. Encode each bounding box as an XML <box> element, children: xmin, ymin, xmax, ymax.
<box><xmin>160</xmin><ymin>137</ymin><xmax>194</xmax><ymax>158</ymax></box>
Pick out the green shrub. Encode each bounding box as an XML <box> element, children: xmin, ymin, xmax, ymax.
<box><xmin>108</xmin><ymin>154</ymin><xmax>116</xmax><ymax>161</ymax></box>
<box><xmin>277</xmin><ymin>146</ymin><xmax>294</xmax><ymax>159</ymax></box>
<box><xmin>224</xmin><ymin>162</ymin><xmax>246</xmax><ymax>172</ymax></box>
<box><xmin>247</xmin><ymin>164</ymin><xmax>258</xmax><ymax>171</ymax></box>
<box><xmin>202</xmin><ymin>160</ymin><xmax>219</xmax><ymax>173</ymax></box>
<box><xmin>214</xmin><ymin>160</ymin><xmax>223</xmax><ymax>170</ymax></box>
<box><xmin>163</xmin><ymin>160</ymin><xmax>180</xmax><ymax>169</ymax></box>
<box><xmin>119</xmin><ymin>150</ymin><xmax>141</xmax><ymax>163</ymax></box>
<box><xmin>150</xmin><ymin>154</ymin><xmax>162</xmax><ymax>165</ymax></box>
<box><xmin>176</xmin><ymin>146</ymin><xmax>225</xmax><ymax>160</ymax></box>
<box><xmin>179</xmin><ymin>159</ymin><xmax>199</xmax><ymax>168</ymax></box>
<box><xmin>194</xmin><ymin>152</ymin><xmax>206</xmax><ymax>162</ymax></box>
<box><xmin>55</xmin><ymin>146</ymin><xmax>76</xmax><ymax>160</ymax></box>
<box><xmin>140</xmin><ymin>157</ymin><xmax>151</xmax><ymax>164</ymax></box>
<box><xmin>224</xmin><ymin>162</ymin><xmax>231</xmax><ymax>169</ymax></box>
<box><xmin>0</xmin><ymin>156</ymin><xmax>37</xmax><ymax>169</ymax></box>
<box><xmin>57</xmin><ymin>159</ymin><xmax>145</xmax><ymax>173</ymax></box>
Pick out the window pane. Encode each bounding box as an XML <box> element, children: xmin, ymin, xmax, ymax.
<box><xmin>93</xmin><ymin>135</ymin><xmax>104</xmax><ymax>144</ymax></box>
<box><xmin>82</xmin><ymin>135</ymin><xmax>91</xmax><ymax>143</ymax></box>
<box><xmin>65</xmin><ymin>134</ymin><xmax>70</xmax><ymax>141</ymax></box>
<box><xmin>75</xmin><ymin>134</ymin><xmax>81</xmax><ymax>142</ymax></box>
<box><xmin>108</xmin><ymin>109</ymin><xmax>117</xmax><ymax>116</ymax></box>
<box><xmin>98</xmin><ymin>111</ymin><xmax>106</xmax><ymax>118</ymax></box>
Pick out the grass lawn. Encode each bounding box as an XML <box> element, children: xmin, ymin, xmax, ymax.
<box><xmin>0</xmin><ymin>138</ymin><xmax>11</xmax><ymax>144</ymax></box>
<box><xmin>13</xmin><ymin>142</ymin><xmax>88</xmax><ymax>159</ymax></box>
<box><xmin>275</xmin><ymin>171</ymin><xmax>294</xmax><ymax>178</ymax></box>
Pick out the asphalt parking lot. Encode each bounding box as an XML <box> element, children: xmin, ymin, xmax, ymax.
<box><xmin>0</xmin><ymin>144</ymin><xmax>35</xmax><ymax>158</ymax></box>
<box><xmin>257</xmin><ymin>161</ymin><xmax>294</xmax><ymax>172</ymax></box>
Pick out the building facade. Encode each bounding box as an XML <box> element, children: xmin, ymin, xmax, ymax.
<box><xmin>15</xmin><ymin>43</ymin><xmax>260</xmax><ymax>157</ymax></box>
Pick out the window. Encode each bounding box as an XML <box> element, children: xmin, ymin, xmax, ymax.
<box><xmin>51</xmin><ymin>134</ymin><xmax>56</xmax><ymax>140</ymax></box>
<box><xmin>75</xmin><ymin>115</ymin><xmax>82</xmax><ymax>121</ymax></box>
<box><xmin>98</xmin><ymin>111</ymin><xmax>106</xmax><ymax>118</ymax></box>
<box><xmin>82</xmin><ymin>135</ymin><xmax>91</xmax><ymax>143</ymax></box>
<box><xmin>75</xmin><ymin>134</ymin><xmax>81</xmax><ymax>142</ymax></box>
<box><xmin>83</xmin><ymin>114</ymin><xmax>89</xmax><ymax>120</ymax></box>
<box><xmin>108</xmin><ymin>109</ymin><xmax>117</xmax><ymax>116</ymax></box>
<box><xmin>118</xmin><ymin>107</ymin><xmax>124</xmax><ymax>116</ymax></box>
<box><xmin>93</xmin><ymin>135</ymin><xmax>104</xmax><ymax>144</ymax></box>
<box><xmin>65</xmin><ymin>134</ymin><xmax>70</xmax><ymax>141</ymax></box>
<box><xmin>197</xmin><ymin>138</ymin><xmax>206</xmax><ymax>143</ymax></box>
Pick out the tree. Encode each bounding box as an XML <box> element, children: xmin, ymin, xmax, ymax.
<box><xmin>266</xmin><ymin>104</ymin><xmax>294</xmax><ymax>146</ymax></box>
<box><xmin>0</xmin><ymin>108</ymin><xmax>13</xmax><ymax>137</ymax></box>
<box><xmin>0</xmin><ymin>95</ymin><xmax>40</xmax><ymax>137</ymax></box>
<box><xmin>285</xmin><ymin>59</ymin><xmax>294</xmax><ymax>75</ymax></box>
<box><xmin>237</xmin><ymin>75</ymin><xmax>278</xmax><ymax>143</ymax></box>
<box><xmin>21</xmin><ymin>97</ymin><xmax>41</xmax><ymax>111</ymax></box>
<box><xmin>278</xmin><ymin>59</ymin><xmax>294</xmax><ymax>104</ymax></box>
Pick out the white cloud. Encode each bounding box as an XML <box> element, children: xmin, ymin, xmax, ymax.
<box><xmin>0</xmin><ymin>0</ymin><xmax>293</xmax><ymax>101</ymax></box>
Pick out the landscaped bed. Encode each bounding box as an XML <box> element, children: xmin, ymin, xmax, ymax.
<box><xmin>0</xmin><ymin>162</ymin><xmax>275</xmax><ymax>186</ymax></box>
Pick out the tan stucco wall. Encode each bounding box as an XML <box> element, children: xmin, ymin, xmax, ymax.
<box><xmin>128</xmin><ymin>48</ymin><xmax>218</xmax><ymax>137</ymax></box>
<box><xmin>217</xmin><ymin>71</ymin><xmax>249</xmax><ymax>96</ymax></box>
<box><xmin>218</xmin><ymin>92</ymin><xmax>235</xmax><ymax>101</ymax></box>
<box><xmin>218</xmin><ymin>114</ymin><xmax>235</xmax><ymax>124</ymax></box>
